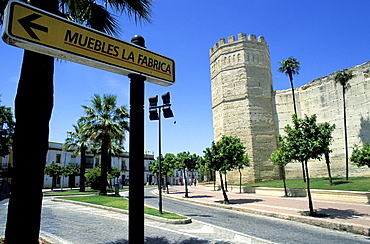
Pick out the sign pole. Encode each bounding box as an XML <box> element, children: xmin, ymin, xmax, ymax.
<box><xmin>128</xmin><ymin>35</ymin><xmax>146</xmax><ymax>244</ymax></box>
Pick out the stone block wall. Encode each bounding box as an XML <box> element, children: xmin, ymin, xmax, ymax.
<box><xmin>210</xmin><ymin>33</ymin><xmax>370</xmax><ymax>184</ymax></box>
<box><xmin>274</xmin><ymin>62</ymin><xmax>370</xmax><ymax>179</ymax></box>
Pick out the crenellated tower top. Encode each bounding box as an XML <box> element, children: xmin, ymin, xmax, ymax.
<box><xmin>210</xmin><ymin>33</ymin><xmax>270</xmax><ymax>80</ymax></box>
<box><xmin>210</xmin><ymin>33</ymin><xmax>267</xmax><ymax>55</ymax></box>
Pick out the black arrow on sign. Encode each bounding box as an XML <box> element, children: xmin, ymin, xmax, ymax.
<box><xmin>18</xmin><ymin>13</ymin><xmax>48</xmax><ymax>40</ymax></box>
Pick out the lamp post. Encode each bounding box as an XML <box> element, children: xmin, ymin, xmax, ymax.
<box><xmin>148</xmin><ymin>92</ymin><xmax>174</xmax><ymax>214</ymax></box>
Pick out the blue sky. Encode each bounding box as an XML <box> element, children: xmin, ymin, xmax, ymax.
<box><xmin>1</xmin><ymin>0</ymin><xmax>370</xmax><ymax>156</ymax></box>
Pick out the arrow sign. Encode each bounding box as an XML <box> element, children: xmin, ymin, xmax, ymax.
<box><xmin>1</xmin><ymin>0</ymin><xmax>175</xmax><ymax>86</ymax></box>
<box><xmin>18</xmin><ymin>13</ymin><xmax>48</xmax><ymax>40</ymax></box>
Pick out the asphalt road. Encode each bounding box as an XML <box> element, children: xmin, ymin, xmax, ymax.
<box><xmin>0</xmin><ymin>189</ymin><xmax>368</xmax><ymax>243</ymax></box>
<box><xmin>144</xmin><ymin>187</ymin><xmax>370</xmax><ymax>244</ymax></box>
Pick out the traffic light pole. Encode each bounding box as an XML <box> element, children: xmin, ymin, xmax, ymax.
<box><xmin>128</xmin><ymin>35</ymin><xmax>146</xmax><ymax>244</ymax></box>
<box><xmin>158</xmin><ymin>108</ymin><xmax>163</xmax><ymax>214</ymax></box>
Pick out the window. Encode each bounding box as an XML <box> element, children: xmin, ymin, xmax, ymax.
<box><xmin>86</xmin><ymin>156</ymin><xmax>94</xmax><ymax>168</ymax></box>
<box><xmin>121</xmin><ymin>160</ymin><xmax>127</xmax><ymax>171</ymax></box>
<box><xmin>56</xmin><ymin>154</ymin><xmax>61</xmax><ymax>164</ymax></box>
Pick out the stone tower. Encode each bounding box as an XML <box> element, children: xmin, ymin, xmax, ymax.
<box><xmin>210</xmin><ymin>33</ymin><xmax>279</xmax><ymax>183</ymax></box>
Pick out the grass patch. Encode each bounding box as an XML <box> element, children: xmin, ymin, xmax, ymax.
<box><xmin>243</xmin><ymin>177</ymin><xmax>370</xmax><ymax>192</ymax></box>
<box><xmin>57</xmin><ymin>195</ymin><xmax>187</xmax><ymax>220</ymax></box>
<box><xmin>44</xmin><ymin>187</ymin><xmax>129</xmax><ymax>196</ymax></box>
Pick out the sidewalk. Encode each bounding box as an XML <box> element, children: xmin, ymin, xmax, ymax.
<box><xmin>162</xmin><ymin>185</ymin><xmax>370</xmax><ymax>236</ymax></box>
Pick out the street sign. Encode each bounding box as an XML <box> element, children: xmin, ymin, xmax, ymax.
<box><xmin>2</xmin><ymin>0</ymin><xmax>175</xmax><ymax>86</ymax></box>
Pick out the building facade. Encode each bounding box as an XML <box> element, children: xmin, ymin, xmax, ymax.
<box><xmin>1</xmin><ymin>142</ymin><xmax>198</xmax><ymax>188</ymax></box>
<box><xmin>210</xmin><ymin>33</ymin><xmax>370</xmax><ymax>184</ymax></box>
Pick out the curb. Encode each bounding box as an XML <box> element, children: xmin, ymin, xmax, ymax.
<box><xmin>51</xmin><ymin>197</ymin><xmax>191</xmax><ymax>225</ymax></box>
<box><xmin>161</xmin><ymin>191</ymin><xmax>370</xmax><ymax>236</ymax></box>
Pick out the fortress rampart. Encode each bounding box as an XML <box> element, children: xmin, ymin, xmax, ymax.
<box><xmin>210</xmin><ymin>33</ymin><xmax>370</xmax><ymax>184</ymax></box>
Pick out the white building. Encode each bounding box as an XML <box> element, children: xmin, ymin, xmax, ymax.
<box><xmin>44</xmin><ymin>142</ymin><xmax>155</xmax><ymax>189</ymax></box>
<box><xmin>1</xmin><ymin>142</ymin><xmax>199</xmax><ymax>188</ymax></box>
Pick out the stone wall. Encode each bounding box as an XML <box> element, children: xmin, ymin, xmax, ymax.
<box><xmin>274</xmin><ymin>62</ymin><xmax>370</xmax><ymax>179</ymax></box>
<box><xmin>210</xmin><ymin>33</ymin><xmax>370</xmax><ymax>184</ymax></box>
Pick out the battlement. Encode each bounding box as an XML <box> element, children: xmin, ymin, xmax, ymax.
<box><xmin>210</xmin><ymin>33</ymin><xmax>267</xmax><ymax>55</ymax></box>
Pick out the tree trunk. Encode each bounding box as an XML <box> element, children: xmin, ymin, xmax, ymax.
<box><xmin>288</xmin><ymin>70</ymin><xmax>298</xmax><ymax>116</ymax></box>
<box><xmin>219</xmin><ymin>173</ymin><xmax>229</xmax><ymax>204</ymax></box>
<box><xmin>166</xmin><ymin>175</ymin><xmax>169</xmax><ymax>194</ymax></box>
<box><xmin>213</xmin><ymin>170</ymin><xmax>216</xmax><ymax>191</ymax></box>
<box><xmin>301</xmin><ymin>161</ymin><xmax>306</xmax><ymax>182</ymax></box>
<box><xmin>100</xmin><ymin>135</ymin><xmax>109</xmax><ymax>195</ymax></box>
<box><xmin>279</xmin><ymin>165</ymin><xmax>288</xmax><ymax>197</ymax></box>
<box><xmin>5</xmin><ymin>48</ymin><xmax>55</xmax><ymax>243</ymax></box>
<box><xmin>80</xmin><ymin>147</ymin><xmax>86</xmax><ymax>192</ymax></box>
<box><xmin>239</xmin><ymin>169</ymin><xmax>242</xmax><ymax>193</ymax></box>
<box><xmin>343</xmin><ymin>86</ymin><xmax>349</xmax><ymax>180</ymax></box>
<box><xmin>224</xmin><ymin>172</ymin><xmax>228</xmax><ymax>192</ymax></box>
<box><xmin>325</xmin><ymin>152</ymin><xmax>333</xmax><ymax>186</ymax></box>
<box><xmin>304</xmin><ymin>160</ymin><xmax>314</xmax><ymax>216</ymax></box>
<box><xmin>183</xmin><ymin>169</ymin><xmax>188</xmax><ymax>198</ymax></box>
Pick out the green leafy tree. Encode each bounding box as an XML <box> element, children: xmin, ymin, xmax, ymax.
<box><xmin>64</xmin><ymin>122</ymin><xmax>89</xmax><ymax>192</ymax></box>
<box><xmin>79</xmin><ymin>94</ymin><xmax>129</xmax><ymax>195</ymax></box>
<box><xmin>317</xmin><ymin>122</ymin><xmax>336</xmax><ymax>185</ymax></box>
<box><xmin>150</xmin><ymin>153</ymin><xmax>176</xmax><ymax>193</ymax></box>
<box><xmin>236</xmin><ymin>153</ymin><xmax>250</xmax><ymax>193</ymax></box>
<box><xmin>84</xmin><ymin>165</ymin><xmax>120</xmax><ymax>190</ymax></box>
<box><xmin>350</xmin><ymin>143</ymin><xmax>370</xmax><ymax>169</ymax></box>
<box><xmin>0</xmin><ymin>97</ymin><xmax>15</xmax><ymax>158</ymax></box>
<box><xmin>203</xmin><ymin>144</ymin><xmax>217</xmax><ymax>191</ymax></box>
<box><xmin>204</xmin><ymin>136</ymin><xmax>248</xmax><ymax>204</ymax></box>
<box><xmin>335</xmin><ymin>69</ymin><xmax>356</xmax><ymax>180</ymax></box>
<box><xmin>176</xmin><ymin>152</ymin><xmax>199</xmax><ymax>198</ymax></box>
<box><xmin>0</xmin><ymin>0</ymin><xmax>152</xmax><ymax>241</ymax></box>
<box><xmin>63</xmin><ymin>164</ymin><xmax>80</xmax><ymax>189</ymax></box>
<box><xmin>280</xmin><ymin>114</ymin><xmax>323</xmax><ymax>216</ymax></box>
<box><xmin>270</xmin><ymin>143</ymin><xmax>292</xmax><ymax>197</ymax></box>
<box><xmin>44</xmin><ymin>162</ymin><xmax>63</xmax><ymax>191</ymax></box>
<box><xmin>278</xmin><ymin>57</ymin><xmax>301</xmax><ymax>115</ymax></box>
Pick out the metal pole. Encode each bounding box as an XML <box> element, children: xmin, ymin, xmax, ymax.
<box><xmin>128</xmin><ymin>35</ymin><xmax>146</xmax><ymax>244</ymax></box>
<box><xmin>158</xmin><ymin>108</ymin><xmax>163</xmax><ymax>214</ymax></box>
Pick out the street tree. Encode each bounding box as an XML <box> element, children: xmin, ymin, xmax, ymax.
<box><xmin>0</xmin><ymin>97</ymin><xmax>15</xmax><ymax>158</ymax></box>
<box><xmin>317</xmin><ymin>122</ymin><xmax>336</xmax><ymax>185</ymax></box>
<box><xmin>236</xmin><ymin>153</ymin><xmax>250</xmax><ymax>193</ymax></box>
<box><xmin>150</xmin><ymin>153</ymin><xmax>176</xmax><ymax>193</ymax></box>
<box><xmin>334</xmin><ymin>69</ymin><xmax>356</xmax><ymax>180</ymax></box>
<box><xmin>44</xmin><ymin>162</ymin><xmax>63</xmax><ymax>191</ymax></box>
<box><xmin>270</xmin><ymin>141</ymin><xmax>292</xmax><ymax>197</ymax></box>
<box><xmin>63</xmin><ymin>164</ymin><xmax>80</xmax><ymax>189</ymax></box>
<box><xmin>204</xmin><ymin>135</ymin><xmax>248</xmax><ymax>204</ymax></box>
<box><xmin>203</xmin><ymin>144</ymin><xmax>217</xmax><ymax>191</ymax></box>
<box><xmin>278</xmin><ymin>57</ymin><xmax>301</xmax><ymax>115</ymax></box>
<box><xmin>280</xmin><ymin>114</ymin><xmax>323</xmax><ymax>216</ymax></box>
<box><xmin>0</xmin><ymin>0</ymin><xmax>152</xmax><ymax>241</ymax></box>
<box><xmin>176</xmin><ymin>152</ymin><xmax>199</xmax><ymax>198</ymax></box>
<box><xmin>64</xmin><ymin>122</ymin><xmax>90</xmax><ymax>192</ymax></box>
<box><xmin>79</xmin><ymin>94</ymin><xmax>129</xmax><ymax>195</ymax></box>
<box><xmin>350</xmin><ymin>143</ymin><xmax>370</xmax><ymax>169</ymax></box>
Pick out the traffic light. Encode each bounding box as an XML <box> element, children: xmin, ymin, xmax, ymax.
<box><xmin>163</xmin><ymin>106</ymin><xmax>174</xmax><ymax>118</ymax></box>
<box><xmin>161</xmin><ymin>92</ymin><xmax>171</xmax><ymax>105</ymax></box>
<box><xmin>149</xmin><ymin>95</ymin><xmax>158</xmax><ymax>108</ymax></box>
<box><xmin>149</xmin><ymin>109</ymin><xmax>159</xmax><ymax>120</ymax></box>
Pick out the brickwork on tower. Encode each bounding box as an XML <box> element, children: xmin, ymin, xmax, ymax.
<box><xmin>210</xmin><ymin>33</ymin><xmax>279</xmax><ymax>183</ymax></box>
<box><xmin>210</xmin><ymin>33</ymin><xmax>370</xmax><ymax>184</ymax></box>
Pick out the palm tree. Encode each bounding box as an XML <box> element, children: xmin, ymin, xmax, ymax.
<box><xmin>79</xmin><ymin>94</ymin><xmax>129</xmax><ymax>195</ymax></box>
<box><xmin>335</xmin><ymin>69</ymin><xmax>356</xmax><ymax>180</ymax></box>
<box><xmin>1</xmin><ymin>0</ymin><xmax>152</xmax><ymax>242</ymax></box>
<box><xmin>91</xmin><ymin>137</ymin><xmax>125</xmax><ymax>188</ymax></box>
<box><xmin>64</xmin><ymin>123</ymin><xmax>90</xmax><ymax>192</ymax></box>
<box><xmin>278</xmin><ymin>57</ymin><xmax>301</xmax><ymax>115</ymax></box>
<box><xmin>278</xmin><ymin>57</ymin><xmax>302</xmax><ymax>181</ymax></box>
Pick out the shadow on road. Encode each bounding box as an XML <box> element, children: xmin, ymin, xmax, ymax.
<box><xmin>106</xmin><ymin>236</ymin><xmax>232</xmax><ymax>243</ymax></box>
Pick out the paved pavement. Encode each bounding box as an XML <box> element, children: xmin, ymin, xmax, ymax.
<box><xmin>160</xmin><ymin>185</ymin><xmax>370</xmax><ymax>236</ymax></box>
